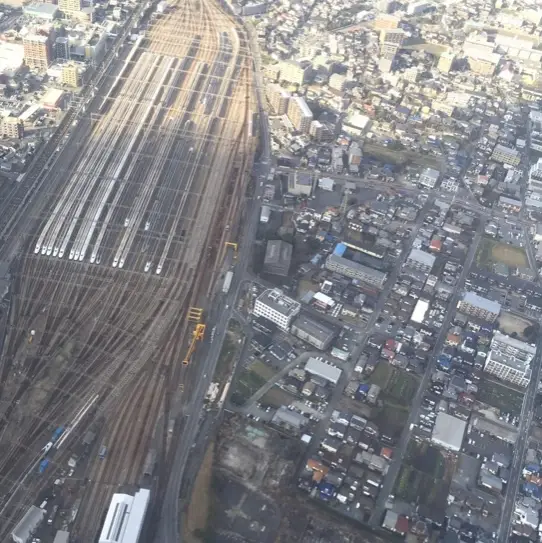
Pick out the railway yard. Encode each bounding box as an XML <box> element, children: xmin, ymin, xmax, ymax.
<box><xmin>0</xmin><ymin>0</ymin><xmax>256</xmax><ymax>539</ymax></box>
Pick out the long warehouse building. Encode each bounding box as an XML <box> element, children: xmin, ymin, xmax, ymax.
<box><xmin>99</xmin><ymin>488</ymin><xmax>150</xmax><ymax>543</ymax></box>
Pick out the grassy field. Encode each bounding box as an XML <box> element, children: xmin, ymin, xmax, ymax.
<box><xmin>369</xmin><ymin>362</ymin><xmax>419</xmax><ymax>407</ymax></box>
<box><xmin>477</xmin><ymin>377</ymin><xmax>524</xmax><ymax>416</ymax></box>
<box><xmin>368</xmin><ymin>361</ymin><xmax>393</xmax><ymax>388</ymax></box>
<box><xmin>384</xmin><ymin>369</ymin><xmax>420</xmax><ymax>407</ymax></box>
<box><xmin>394</xmin><ymin>441</ymin><xmax>454</xmax><ymax>518</ymax></box>
<box><xmin>250</xmin><ymin>360</ymin><xmax>277</xmax><ymax>381</ymax></box>
<box><xmin>477</xmin><ymin>237</ymin><xmax>528</xmax><ymax>269</ymax></box>
<box><xmin>230</xmin><ymin>365</ymin><xmax>268</xmax><ymax>406</ymax></box>
<box><xmin>372</xmin><ymin>404</ymin><xmax>409</xmax><ymax>440</ymax></box>
<box><xmin>363</xmin><ymin>142</ymin><xmax>443</xmax><ymax>169</ymax></box>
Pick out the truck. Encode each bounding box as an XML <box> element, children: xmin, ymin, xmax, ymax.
<box><xmin>51</xmin><ymin>426</ymin><xmax>64</xmax><ymax>443</ymax></box>
<box><xmin>222</xmin><ymin>271</ymin><xmax>233</xmax><ymax>294</ymax></box>
<box><xmin>260</xmin><ymin>205</ymin><xmax>271</xmax><ymax>223</ymax></box>
<box><xmin>39</xmin><ymin>459</ymin><xmax>50</xmax><ymax>474</ymax></box>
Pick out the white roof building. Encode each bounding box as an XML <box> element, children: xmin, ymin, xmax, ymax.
<box><xmin>12</xmin><ymin>506</ymin><xmax>46</xmax><ymax>543</ymax></box>
<box><xmin>99</xmin><ymin>488</ymin><xmax>150</xmax><ymax>543</ymax></box>
<box><xmin>304</xmin><ymin>357</ymin><xmax>342</xmax><ymax>385</ymax></box>
<box><xmin>431</xmin><ymin>413</ymin><xmax>466</xmax><ymax>452</ymax></box>
<box><xmin>411</xmin><ymin>299</ymin><xmax>429</xmax><ymax>324</ymax></box>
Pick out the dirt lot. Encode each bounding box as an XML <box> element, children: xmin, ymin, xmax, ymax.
<box><xmin>261</xmin><ymin>386</ymin><xmax>296</xmax><ymax>408</ymax></box>
<box><xmin>477</xmin><ymin>237</ymin><xmax>528</xmax><ymax>268</ymax></box>
<box><xmin>394</xmin><ymin>440</ymin><xmax>455</xmax><ymax>521</ymax></box>
<box><xmin>498</xmin><ymin>312</ymin><xmax>534</xmax><ymax>341</ymax></box>
<box><xmin>477</xmin><ymin>377</ymin><xmax>524</xmax><ymax>416</ymax></box>
<box><xmin>183</xmin><ymin>443</ymin><xmax>215</xmax><ymax>543</ymax></box>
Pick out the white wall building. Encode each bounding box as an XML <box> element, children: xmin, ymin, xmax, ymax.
<box><xmin>253</xmin><ymin>288</ymin><xmax>301</xmax><ymax>331</ymax></box>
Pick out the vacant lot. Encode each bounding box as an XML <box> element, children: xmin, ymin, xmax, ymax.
<box><xmin>230</xmin><ymin>365</ymin><xmax>268</xmax><ymax>406</ymax></box>
<box><xmin>250</xmin><ymin>360</ymin><xmax>277</xmax><ymax>381</ymax></box>
<box><xmin>477</xmin><ymin>237</ymin><xmax>528</xmax><ymax>269</ymax></box>
<box><xmin>368</xmin><ymin>361</ymin><xmax>393</xmax><ymax>388</ymax></box>
<box><xmin>395</xmin><ymin>440</ymin><xmax>455</xmax><ymax>520</ymax></box>
<box><xmin>372</xmin><ymin>404</ymin><xmax>408</xmax><ymax>440</ymax></box>
<box><xmin>477</xmin><ymin>377</ymin><xmax>524</xmax><ymax>416</ymax></box>
<box><xmin>498</xmin><ymin>312</ymin><xmax>534</xmax><ymax>341</ymax></box>
<box><xmin>384</xmin><ymin>369</ymin><xmax>419</xmax><ymax>406</ymax></box>
<box><xmin>369</xmin><ymin>361</ymin><xmax>419</xmax><ymax>407</ymax></box>
<box><xmin>260</xmin><ymin>386</ymin><xmax>295</xmax><ymax>408</ymax></box>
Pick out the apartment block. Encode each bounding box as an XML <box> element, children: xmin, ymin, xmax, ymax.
<box><xmin>287</xmin><ymin>96</ymin><xmax>313</xmax><ymax>133</ymax></box>
<box><xmin>267</xmin><ymin>83</ymin><xmax>290</xmax><ymax>115</ymax></box>
<box><xmin>457</xmin><ymin>291</ymin><xmax>501</xmax><ymax>323</ymax></box>
<box><xmin>23</xmin><ymin>32</ymin><xmax>53</xmax><ymax>71</ymax></box>
<box><xmin>325</xmin><ymin>253</ymin><xmax>387</xmax><ymax>288</ymax></box>
<box><xmin>491</xmin><ymin>144</ymin><xmax>520</xmax><ymax>167</ymax></box>
<box><xmin>279</xmin><ymin>60</ymin><xmax>311</xmax><ymax>85</ymax></box>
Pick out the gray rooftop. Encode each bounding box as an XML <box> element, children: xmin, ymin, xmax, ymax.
<box><xmin>327</xmin><ymin>253</ymin><xmax>387</xmax><ymax>280</ymax></box>
<box><xmin>460</xmin><ymin>291</ymin><xmax>502</xmax><ymax>315</ymax></box>
<box><xmin>292</xmin><ymin>312</ymin><xmax>338</xmax><ymax>341</ymax></box>
<box><xmin>408</xmin><ymin>248</ymin><xmax>436</xmax><ymax>267</ymax></box>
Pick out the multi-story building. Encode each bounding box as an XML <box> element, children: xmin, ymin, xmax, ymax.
<box><xmin>291</xmin><ymin>312</ymin><xmax>338</xmax><ymax>350</ymax></box>
<box><xmin>309</xmin><ymin>120</ymin><xmax>333</xmax><ymax>142</ymax></box>
<box><xmin>263</xmin><ymin>240</ymin><xmax>292</xmax><ymax>277</ymax></box>
<box><xmin>484</xmin><ymin>332</ymin><xmax>536</xmax><ymax>387</ymax></box>
<box><xmin>325</xmin><ymin>253</ymin><xmax>387</xmax><ymax>288</ymax></box>
<box><xmin>457</xmin><ymin>291</ymin><xmax>501</xmax><ymax>323</ymax></box>
<box><xmin>0</xmin><ymin>117</ymin><xmax>23</xmax><ymax>139</ymax></box>
<box><xmin>253</xmin><ymin>289</ymin><xmax>301</xmax><ymax>331</ymax></box>
<box><xmin>23</xmin><ymin>31</ymin><xmax>53</xmax><ymax>71</ymax></box>
<box><xmin>329</xmin><ymin>73</ymin><xmax>347</xmax><ymax>92</ymax></box>
<box><xmin>406</xmin><ymin>248</ymin><xmax>435</xmax><ymax>273</ymax></box>
<box><xmin>279</xmin><ymin>60</ymin><xmax>311</xmax><ymax>86</ymax></box>
<box><xmin>437</xmin><ymin>51</ymin><xmax>455</xmax><ymax>73</ymax></box>
<box><xmin>468</xmin><ymin>54</ymin><xmax>501</xmax><ymax>76</ymax></box>
<box><xmin>288</xmin><ymin>171</ymin><xmax>313</xmax><ymax>196</ymax></box>
<box><xmin>59</xmin><ymin>0</ymin><xmax>81</xmax><ymax>13</ymax></box>
<box><xmin>61</xmin><ymin>63</ymin><xmax>82</xmax><ymax>87</ymax></box>
<box><xmin>380</xmin><ymin>28</ymin><xmax>405</xmax><ymax>47</ymax></box>
<box><xmin>374</xmin><ymin>13</ymin><xmax>400</xmax><ymax>30</ymax></box>
<box><xmin>54</xmin><ymin>36</ymin><xmax>69</xmax><ymax>60</ymax></box>
<box><xmin>419</xmin><ymin>167</ymin><xmax>440</xmax><ymax>188</ymax></box>
<box><xmin>266</xmin><ymin>83</ymin><xmax>290</xmax><ymax>115</ymax></box>
<box><xmin>287</xmin><ymin>96</ymin><xmax>313</xmax><ymax>133</ymax></box>
<box><xmin>528</xmin><ymin>157</ymin><xmax>542</xmax><ymax>196</ymax></box>
<box><xmin>491</xmin><ymin>143</ymin><xmax>520</xmax><ymax>166</ymax></box>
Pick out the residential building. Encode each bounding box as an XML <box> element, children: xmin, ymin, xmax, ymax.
<box><xmin>263</xmin><ymin>240</ymin><xmax>292</xmax><ymax>277</ymax></box>
<box><xmin>406</xmin><ymin>248</ymin><xmax>435</xmax><ymax>273</ymax></box>
<box><xmin>419</xmin><ymin>167</ymin><xmax>440</xmax><ymax>188</ymax></box>
<box><xmin>0</xmin><ymin>117</ymin><xmax>24</xmax><ymax>139</ymax></box>
<box><xmin>528</xmin><ymin>157</ymin><xmax>542</xmax><ymax>195</ymax></box>
<box><xmin>291</xmin><ymin>312</ymin><xmax>338</xmax><ymax>350</ymax></box>
<box><xmin>23</xmin><ymin>31</ymin><xmax>53</xmax><ymax>71</ymax></box>
<box><xmin>329</xmin><ymin>73</ymin><xmax>347</xmax><ymax>91</ymax></box>
<box><xmin>406</xmin><ymin>0</ymin><xmax>432</xmax><ymax>15</ymax></box>
<box><xmin>457</xmin><ymin>291</ymin><xmax>501</xmax><ymax>323</ymax></box>
<box><xmin>253</xmin><ymin>288</ymin><xmax>301</xmax><ymax>330</ymax></box>
<box><xmin>437</xmin><ymin>51</ymin><xmax>455</xmax><ymax>73</ymax></box>
<box><xmin>309</xmin><ymin>120</ymin><xmax>333</xmax><ymax>142</ymax></box>
<box><xmin>491</xmin><ymin>143</ymin><xmax>520</xmax><ymax>166</ymax></box>
<box><xmin>374</xmin><ymin>13</ymin><xmax>400</xmax><ymax>30</ymax></box>
<box><xmin>279</xmin><ymin>60</ymin><xmax>311</xmax><ymax>85</ymax></box>
<box><xmin>325</xmin><ymin>253</ymin><xmax>387</xmax><ymax>288</ymax></box>
<box><xmin>287</xmin><ymin>96</ymin><xmax>313</xmax><ymax>133</ymax></box>
<box><xmin>58</xmin><ymin>0</ymin><xmax>81</xmax><ymax>13</ymax></box>
<box><xmin>54</xmin><ymin>36</ymin><xmax>69</xmax><ymax>59</ymax></box>
<box><xmin>267</xmin><ymin>83</ymin><xmax>290</xmax><ymax>115</ymax></box>
<box><xmin>380</xmin><ymin>28</ymin><xmax>405</xmax><ymax>47</ymax></box>
<box><xmin>288</xmin><ymin>171</ymin><xmax>313</xmax><ymax>196</ymax></box>
<box><xmin>484</xmin><ymin>333</ymin><xmax>535</xmax><ymax>387</ymax></box>
<box><xmin>61</xmin><ymin>62</ymin><xmax>82</xmax><ymax>87</ymax></box>
<box><xmin>468</xmin><ymin>54</ymin><xmax>501</xmax><ymax>76</ymax></box>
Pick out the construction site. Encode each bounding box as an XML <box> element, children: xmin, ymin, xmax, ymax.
<box><xmin>0</xmin><ymin>0</ymin><xmax>256</xmax><ymax>539</ymax></box>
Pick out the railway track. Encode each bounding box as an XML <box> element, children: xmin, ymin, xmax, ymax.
<box><xmin>0</xmin><ymin>0</ymin><xmax>255</xmax><ymax>537</ymax></box>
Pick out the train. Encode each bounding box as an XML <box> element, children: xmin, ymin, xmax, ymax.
<box><xmin>51</xmin><ymin>426</ymin><xmax>65</xmax><ymax>443</ymax></box>
<box><xmin>38</xmin><ymin>459</ymin><xmax>49</xmax><ymax>474</ymax></box>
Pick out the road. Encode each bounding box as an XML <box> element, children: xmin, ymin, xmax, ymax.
<box><xmin>497</xmin><ymin>339</ymin><xmax>542</xmax><ymax>543</ymax></box>
<box><xmin>297</xmin><ymin>198</ymin><xmax>436</xmax><ymax>500</ymax></box>
<box><xmin>370</xmin><ymin>221</ymin><xmax>484</xmax><ymax>525</ymax></box>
